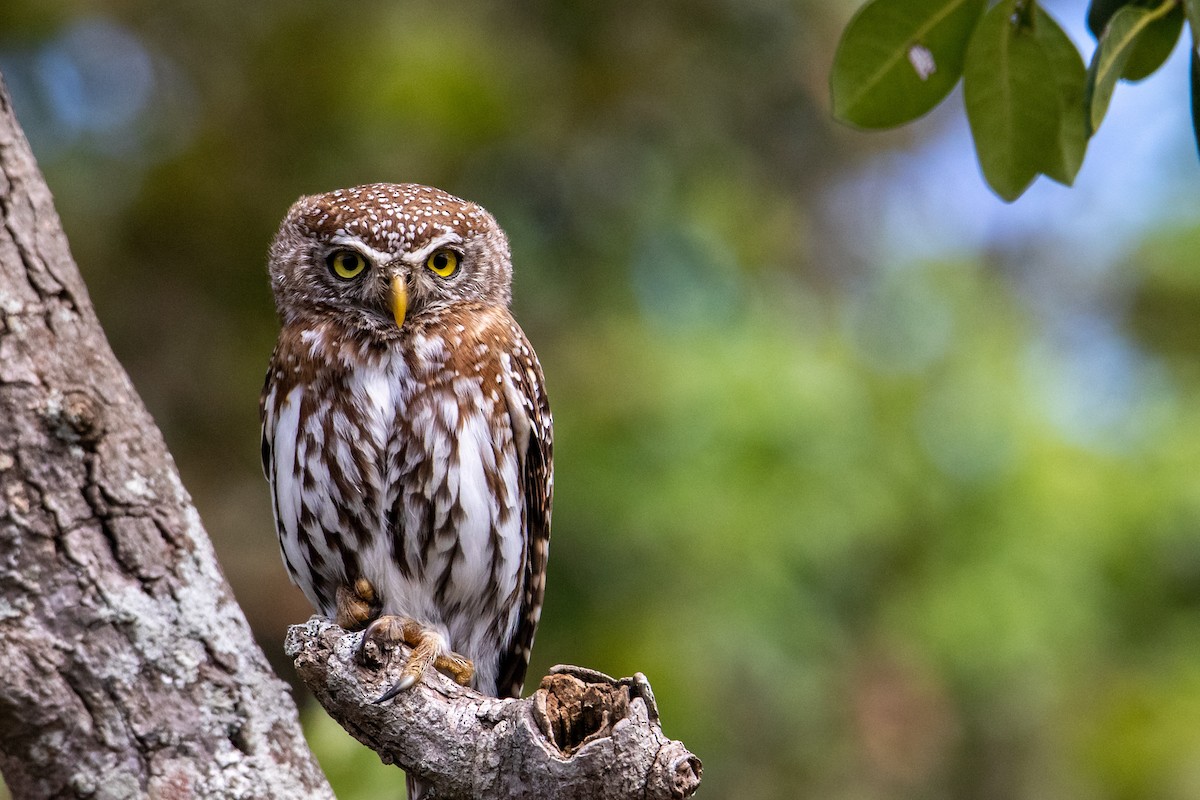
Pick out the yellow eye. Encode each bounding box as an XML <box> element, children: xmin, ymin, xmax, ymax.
<box><xmin>426</xmin><ymin>249</ymin><xmax>460</xmax><ymax>278</ymax></box>
<box><xmin>326</xmin><ymin>249</ymin><xmax>367</xmax><ymax>280</ymax></box>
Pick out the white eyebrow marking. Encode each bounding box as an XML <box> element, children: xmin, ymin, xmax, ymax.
<box><xmin>327</xmin><ymin>235</ymin><xmax>393</xmax><ymax>265</ymax></box>
<box><xmin>403</xmin><ymin>233</ymin><xmax>465</xmax><ymax>265</ymax></box>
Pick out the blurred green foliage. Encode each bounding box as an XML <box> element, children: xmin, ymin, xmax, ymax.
<box><xmin>3</xmin><ymin>2</ymin><xmax>1200</xmax><ymax>799</ymax></box>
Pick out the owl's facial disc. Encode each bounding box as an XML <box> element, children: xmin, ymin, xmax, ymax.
<box><xmin>390</xmin><ymin>273</ymin><xmax>407</xmax><ymax>327</ymax></box>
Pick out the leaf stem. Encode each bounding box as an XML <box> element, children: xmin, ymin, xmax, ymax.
<box><xmin>1014</xmin><ymin>0</ymin><xmax>1038</xmax><ymax>31</ymax></box>
<box><xmin>1149</xmin><ymin>0</ymin><xmax>1182</xmax><ymax>23</ymax></box>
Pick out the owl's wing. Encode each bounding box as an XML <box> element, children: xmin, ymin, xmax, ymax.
<box><xmin>259</xmin><ymin>371</ymin><xmax>275</xmax><ymax>481</ymax></box>
<box><xmin>495</xmin><ymin>329</ymin><xmax>553</xmax><ymax>699</ymax></box>
<box><xmin>259</xmin><ymin>349</ymin><xmax>323</xmax><ymax>610</ymax></box>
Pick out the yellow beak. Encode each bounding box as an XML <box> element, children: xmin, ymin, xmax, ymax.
<box><xmin>390</xmin><ymin>274</ymin><xmax>407</xmax><ymax>327</ymax></box>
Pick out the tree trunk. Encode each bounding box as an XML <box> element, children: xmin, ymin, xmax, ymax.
<box><xmin>0</xmin><ymin>75</ymin><xmax>334</xmax><ymax>799</ymax></box>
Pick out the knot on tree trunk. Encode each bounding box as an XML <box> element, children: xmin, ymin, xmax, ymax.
<box><xmin>285</xmin><ymin>617</ymin><xmax>702</xmax><ymax>800</ymax></box>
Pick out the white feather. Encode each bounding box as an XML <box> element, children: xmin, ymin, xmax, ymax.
<box><xmin>449</xmin><ymin>410</ymin><xmax>496</xmax><ymax>598</ymax></box>
<box><xmin>271</xmin><ymin>385</ymin><xmax>322</xmax><ymax>609</ymax></box>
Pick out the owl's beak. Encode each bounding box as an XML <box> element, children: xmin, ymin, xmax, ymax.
<box><xmin>390</xmin><ymin>274</ymin><xmax>407</xmax><ymax>327</ymax></box>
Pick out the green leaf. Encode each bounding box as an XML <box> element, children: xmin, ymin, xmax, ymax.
<box><xmin>831</xmin><ymin>0</ymin><xmax>987</xmax><ymax>129</ymax></box>
<box><xmin>1122</xmin><ymin>1</ymin><xmax>1184</xmax><ymax>81</ymax></box>
<box><xmin>963</xmin><ymin>0</ymin><xmax>1066</xmax><ymax>201</ymax></box>
<box><xmin>1088</xmin><ymin>0</ymin><xmax>1136</xmax><ymax>38</ymax></box>
<box><xmin>1186</xmin><ymin>0</ymin><xmax>1200</xmax><ymax>156</ymax></box>
<box><xmin>1034</xmin><ymin>8</ymin><xmax>1090</xmax><ymax>185</ymax></box>
<box><xmin>1191</xmin><ymin>45</ymin><xmax>1200</xmax><ymax>158</ymax></box>
<box><xmin>1086</xmin><ymin>0</ymin><xmax>1180</xmax><ymax>132</ymax></box>
<box><xmin>1186</xmin><ymin>0</ymin><xmax>1200</xmax><ymax>40</ymax></box>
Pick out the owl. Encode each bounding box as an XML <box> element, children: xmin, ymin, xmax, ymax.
<box><xmin>259</xmin><ymin>184</ymin><xmax>552</xmax><ymax>715</ymax></box>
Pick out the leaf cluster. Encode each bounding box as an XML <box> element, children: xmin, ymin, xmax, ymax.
<box><xmin>832</xmin><ymin>0</ymin><xmax>1191</xmax><ymax>200</ymax></box>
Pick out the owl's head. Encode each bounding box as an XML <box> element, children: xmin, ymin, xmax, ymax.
<box><xmin>267</xmin><ymin>183</ymin><xmax>512</xmax><ymax>335</ymax></box>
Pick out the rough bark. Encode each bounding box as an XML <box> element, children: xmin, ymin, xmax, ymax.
<box><xmin>287</xmin><ymin>618</ymin><xmax>703</xmax><ymax>800</ymax></box>
<box><xmin>0</xmin><ymin>76</ymin><xmax>334</xmax><ymax>799</ymax></box>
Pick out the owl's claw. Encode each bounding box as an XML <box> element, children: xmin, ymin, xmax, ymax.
<box><xmin>374</xmin><ymin>673</ymin><xmax>418</xmax><ymax>704</ymax></box>
<box><xmin>335</xmin><ymin>577</ymin><xmax>381</xmax><ymax>631</ymax></box>
<box><xmin>357</xmin><ymin>614</ymin><xmax>475</xmax><ymax>702</ymax></box>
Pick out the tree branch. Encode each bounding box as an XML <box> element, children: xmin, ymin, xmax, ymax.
<box><xmin>287</xmin><ymin>618</ymin><xmax>702</xmax><ymax>800</ymax></box>
<box><xmin>0</xmin><ymin>74</ymin><xmax>333</xmax><ymax>799</ymax></box>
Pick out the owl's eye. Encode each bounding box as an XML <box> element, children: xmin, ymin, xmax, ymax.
<box><xmin>426</xmin><ymin>249</ymin><xmax>460</xmax><ymax>278</ymax></box>
<box><xmin>326</xmin><ymin>249</ymin><xmax>368</xmax><ymax>280</ymax></box>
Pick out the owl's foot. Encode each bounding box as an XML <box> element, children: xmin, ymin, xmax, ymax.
<box><xmin>334</xmin><ymin>577</ymin><xmax>380</xmax><ymax>631</ymax></box>
<box><xmin>357</xmin><ymin>614</ymin><xmax>475</xmax><ymax>703</ymax></box>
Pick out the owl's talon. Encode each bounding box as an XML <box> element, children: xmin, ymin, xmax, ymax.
<box><xmin>354</xmin><ymin>614</ymin><xmax>398</xmax><ymax>664</ymax></box>
<box><xmin>335</xmin><ymin>577</ymin><xmax>381</xmax><ymax>631</ymax></box>
<box><xmin>374</xmin><ymin>674</ymin><xmax>417</xmax><ymax>704</ymax></box>
<box><xmin>358</xmin><ymin>614</ymin><xmax>475</xmax><ymax>701</ymax></box>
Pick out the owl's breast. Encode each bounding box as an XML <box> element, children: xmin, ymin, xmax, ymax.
<box><xmin>265</xmin><ymin>320</ymin><xmax>531</xmax><ymax>690</ymax></box>
<box><xmin>353</xmin><ymin>335</ymin><xmax>526</xmax><ymax>676</ymax></box>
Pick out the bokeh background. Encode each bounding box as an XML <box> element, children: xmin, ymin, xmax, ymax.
<box><xmin>4</xmin><ymin>1</ymin><xmax>1200</xmax><ymax>797</ymax></box>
